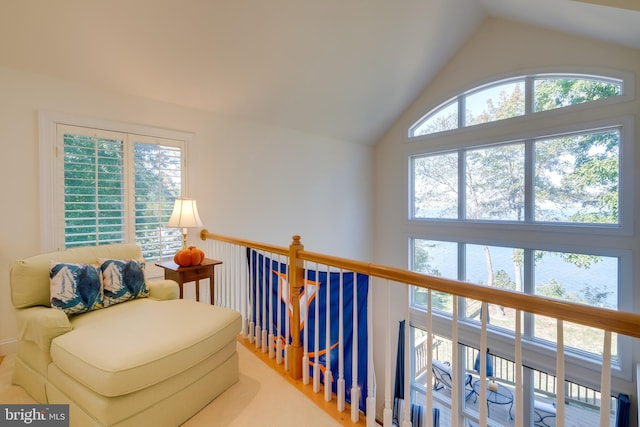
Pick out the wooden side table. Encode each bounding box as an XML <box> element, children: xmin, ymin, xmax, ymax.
<box><xmin>155</xmin><ymin>258</ymin><xmax>222</xmax><ymax>305</ymax></box>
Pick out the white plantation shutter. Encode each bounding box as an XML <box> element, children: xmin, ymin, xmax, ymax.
<box><xmin>60</xmin><ymin>126</ymin><xmax>126</xmax><ymax>248</ymax></box>
<box><xmin>56</xmin><ymin>124</ymin><xmax>185</xmax><ymax>261</ymax></box>
<box><xmin>133</xmin><ymin>136</ymin><xmax>183</xmax><ymax>261</ymax></box>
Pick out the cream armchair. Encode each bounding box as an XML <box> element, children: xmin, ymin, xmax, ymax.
<box><xmin>10</xmin><ymin>244</ymin><xmax>241</xmax><ymax>427</ymax></box>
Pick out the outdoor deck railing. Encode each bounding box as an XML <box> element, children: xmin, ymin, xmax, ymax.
<box><xmin>200</xmin><ymin>230</ymin><xmax>640</xmax><ymax>427</ymax></box>
<box><xmin>415</xmin><ymin>337</ymin><xmax>608</xmax><ymax>410</ymax></box>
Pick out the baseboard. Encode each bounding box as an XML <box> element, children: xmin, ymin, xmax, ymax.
<box><xmin>0</xmin><ymin>337</ymin><xmax>18</xmax><ymax>355</ymax></box>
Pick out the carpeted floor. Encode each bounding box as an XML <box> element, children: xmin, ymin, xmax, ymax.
<box><xmin>0</xmin><ymin>354</ymin><xmax>33</xmax><ymax>405</ymax></box>
<box><xmin>0</xmin><ymin>344</ymin><xmax>343</xmax><ymax>426</ymax></box>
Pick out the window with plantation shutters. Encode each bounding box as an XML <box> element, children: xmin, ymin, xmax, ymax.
<box><xmin>62</xmin><ymin>130</ymin><xmax>125</xmax><ymax>248</ymax></box>
<box><xmin>132</xmin><ymin>137</ymin><xmax>183</xmax><ymax>261</ymax></box>
<box><xmin>55</xmin><ymin>124</ymin><xmax>185</xmax><ymax>262</ymax></box>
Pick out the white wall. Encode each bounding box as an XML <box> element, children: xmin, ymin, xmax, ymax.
<box><xmin>0</xmin><ymin>66</ymin><xmax>374</xmax><ymax>353</ymax></box>
<box><xmin>373</xmin><ymin>17</ymin><xmax>640</xmax><ymax>417</ymax></box>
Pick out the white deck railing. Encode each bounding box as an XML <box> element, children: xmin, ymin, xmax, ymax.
<box><xmin>200</xmin><ymin>231</ymin><xmax>640</xmax><ymax>427</ymax></box>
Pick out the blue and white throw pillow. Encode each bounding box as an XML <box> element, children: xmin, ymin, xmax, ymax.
<box><xmin>99</xmin><ymin>258</ymin><xmax>149</xmax><ymax>307</ymax></box>
<box><xmin>50</xmin><ymin>262</ymin><xmax>104</xmax><ymax>314</ymax></box>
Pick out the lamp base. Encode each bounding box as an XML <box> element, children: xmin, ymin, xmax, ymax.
<box><xmin>182</xmin><ymin>228</ymin><xmax>188</xmax><ymax>249</ymax></box>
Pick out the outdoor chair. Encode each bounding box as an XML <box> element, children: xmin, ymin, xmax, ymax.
<box><xmin>432</xmin><ymin>359</ymin><xmax>474</xmax><ymax>400</ymax></box>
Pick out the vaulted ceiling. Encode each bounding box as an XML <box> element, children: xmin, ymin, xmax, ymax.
<box><xmin>1</xmin><ymin>0</ymin><xmax>639</xmax><ymax>144</ymax></box>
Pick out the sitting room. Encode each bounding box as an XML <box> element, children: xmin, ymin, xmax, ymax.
<box><xmin>1</xmin><ymin>1</ymin><xmax>639</xmax><ymax>426</ymax></box>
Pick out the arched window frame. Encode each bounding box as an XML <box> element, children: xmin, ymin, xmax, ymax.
<box><xmin>408</xmin><ymin>71</ymin><xmax>631</xmax><ymax>139</ymax></box>
<box><xmin>405</xmin><ymin>68</ymin><xmax>636</xmax><ymax>405</ymax></box>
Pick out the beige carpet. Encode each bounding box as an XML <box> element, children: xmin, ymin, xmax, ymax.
<box><xmin>0</xmin><ymin>344</ymin><xmax>342</xmax><ymax>426</ymax></box>
<box><xmin>0</xmin><ymin>354</ymin><xmax>34</xmax><ymax>404</ymax></box>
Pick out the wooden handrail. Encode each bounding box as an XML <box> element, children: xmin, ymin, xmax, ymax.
<box><xmin>201</xmin><ymin>230</ymin><xmax>640</xmax><ymax>339</ymax></box>
<box><xmin>200</xmin><ymin>229</ymin><xmax>289</xmax><ymax>256</ymax></box>
<box><xmin>297</xmin><ymin>249</ymin><xmax>640</xmax><ymax>340</ymax></box>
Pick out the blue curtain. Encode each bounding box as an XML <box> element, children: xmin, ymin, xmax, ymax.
<box><xmin>615</xmin><ymin>393</ymin><xmax>630</xmax><ymax>427</ymax></box>
<box><xmin>473</xmin><ymin>349</ymin><xmax>494</xmax><ymax>378</ymax></box>
<box><xmin>393</xmin><ymin>320</ymin><xmax>440</xmax><ymax>427</ymax></box>
<box><xmin>394</xmin><ymin>320</ymin><xmax>405</xmax><ymax>400</ymax></box>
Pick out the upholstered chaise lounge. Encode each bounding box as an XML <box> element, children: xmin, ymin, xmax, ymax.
<box><xmin>10</xmin><ymin>244</ymin><xmax>242</xmax><ymax>426</ymax></box>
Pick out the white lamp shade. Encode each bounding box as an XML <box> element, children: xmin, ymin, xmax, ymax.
<box><xmin>166</xmin><ymin>199</ymin><xmax>203</xmax><ymax>229</ymax></box>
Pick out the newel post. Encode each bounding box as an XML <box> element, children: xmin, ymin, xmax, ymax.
<box><xmin>288</xmin><ymin>235</ymin><xmax>304</xmax><ymax>379</ymax></box>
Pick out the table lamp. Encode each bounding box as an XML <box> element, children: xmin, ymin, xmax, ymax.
<box><xmin>166</xmin><ymin>198</ymin><xmax>203</xmax><ymax>248</ymax></box>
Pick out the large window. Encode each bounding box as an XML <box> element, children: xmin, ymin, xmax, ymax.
<box><xmin>412</xmin><ymin>239</ymin><xmax>619</xmax><ymax>358</ymax></box>
<box><xmin>40</xmin><ymin>113</ymin><xmax>192</xmax><ymax>264</ymax></box>
<box><xmin>406</xmin><ymin>71</ymin><xmax>634</xmax><ymax>425</ymax></box>
<box><xmin>412</xmin><ymin>127</ymin><xmax>621</xmax><ymax>225</ymax></box>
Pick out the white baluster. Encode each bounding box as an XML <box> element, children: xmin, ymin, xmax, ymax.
<box><xmin>337</xmin><ymin>270</ymin><xmax>345</xmax><ymax>412</ymax></box>
<box><xmin>261</xmin><ymin>252</ymin><xmax>268</xmax><ymax>353</ymax></box>
<box><xmin>313</xmin><ymin>263</ymin><xmax>321</xmax><ymax>393</ymax></box>
<box><xmin>479</xmin><ymin>302</ymin><xmax>488</xmax><ymax>427</ymax></box>
<box><xmin>324</xmin><ymin>264</ymin><xmax>332</xmax><ymax>402</ymax></box>
<box><xmin>284</xmin><ymin>260</ymin><xmax>290</xmax><ymax>371</ymax></box>
<box><xmin>276</xmin><ymin>254</ymin><xmax>283</xmax><ymax>365</ymax></box>
<box><xmin>402</xmin><ymin>285</ymin><xmax>410</xmax><ymax>427</ymax></box>
<box><xmin>382</xmin><ymin>280</ymin><xmax>392</xmax><ymax>427</ymax></box>
<box><xmin>515</xmin><ymin>310</ymin><xmax>523</xmax><ymax>427</ymax></box>
<box><xmin>600</xmin><ymin>331</ymin><xmax>612</xmax><ymax>427</ymax></box>
<box><xmin>556</xmin><ymin>320</ymin><xmax>565</xmax><ymax>427</ymax></box>
<box><xmin>366</xmin><ymin>275</ymin><xmax>375</xmax><ymax>427</ymax></box>
<box><xmin>302</xmin><ymin>262</ymin><xmax>310</xmax><ymax>385</ymax></box>
<box><xmin>247</xmin><ymin>249</ymin><xmax>255</xmax><ymax>343</ymax></box>
<box><xmin>351</xmin><ymin>272</ymin><xmax>359</xmax><ymax>422</ymax></box>
<box><xmin>268</xmin><ymin>252</ymin><xmax>275</xmax><ymax>359</ymax></box>
<box><xmin>451</xmin><ymin>296</ymin><xmax>460</xmax><ymax>426</ymax></box>
<box><xmin>426</xmin><ymin>289</ymin><xmax>433</xmax><ymax>427</ymax></box>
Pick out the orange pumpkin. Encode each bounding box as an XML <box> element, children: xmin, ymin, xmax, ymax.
<box><xmin>174</xmin><ymin>246</ymin><xmax>205</xmax><ymax>267</ymax></box>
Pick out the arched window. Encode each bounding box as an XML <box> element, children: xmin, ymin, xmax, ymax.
<box><xmin>409</xmin><ymin>74</ymin><xmax>623</xmax><ymax>137</ymax></box>
<box><xmin>407</xmin><ymin>70</ymin><xmax>633</xmax><ymax>371</ymax></box>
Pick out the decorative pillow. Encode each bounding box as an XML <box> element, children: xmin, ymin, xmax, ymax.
<box><xmin>99</xmin><ymin>258</ymin><xmax>149</xmax><ymax>307</ymax></box>
<box><xmin>50</xmin><ymin>262</ymin><xmax>104</xmax><ymax>314</ymax></box>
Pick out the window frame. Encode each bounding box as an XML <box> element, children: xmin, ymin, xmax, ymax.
<box><xmin>409</xmin><ymin>237</ymin><xmax>632</xmax><ymax>359</ymax></box>
<box><xmin>407</xmin><ymin>116</ymin><xmax>634</xmax><ymax>237</ymax></box>
<box><xmin>39</xmin><ymin>111</ymin><xmax>194</xmax><ymax>266</ymax></box>
<box><xmin>407</xmin><ymin>70</ymin><xmax>633</xmax><ymax>140</ymax></box>
<box><xmin>405</xmin><ymin>117</ymin><xmax>635</xmax><ymax>385</ymax></box>
<box><xmin>404</xmin><ymin>69</ymin><xmax>636</xmax><ymax>401</ymax></box>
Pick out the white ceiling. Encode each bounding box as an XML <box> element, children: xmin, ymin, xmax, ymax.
<box><xmin>1</xmin><ymin>0</ymin><xmax>639</xmax><ymax>144</ymax></box>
